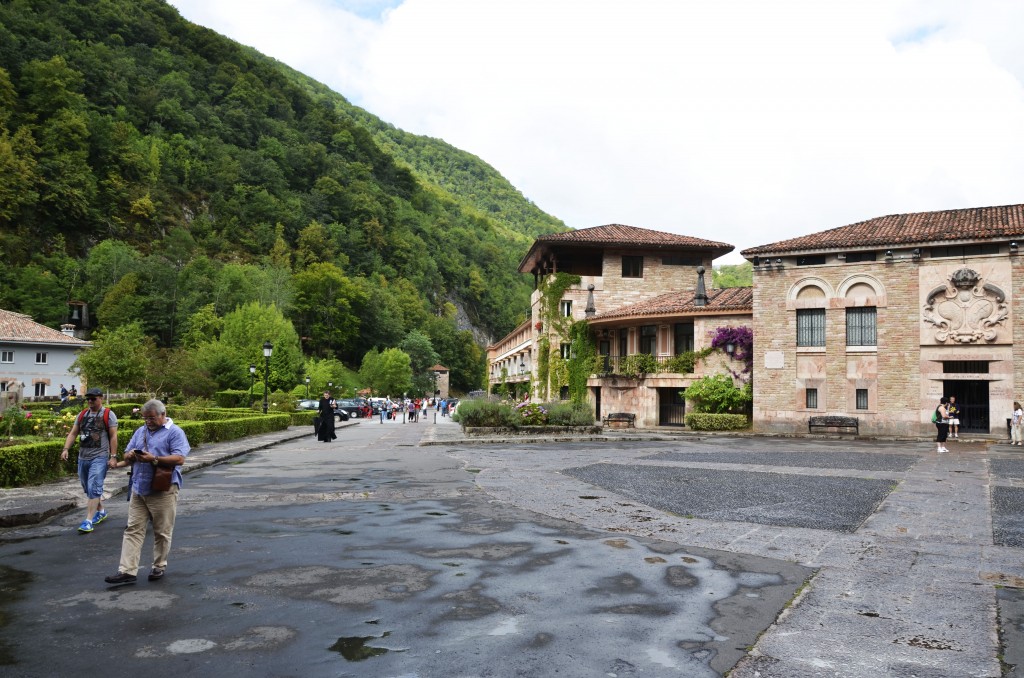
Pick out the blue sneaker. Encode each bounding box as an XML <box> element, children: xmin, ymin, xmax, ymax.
<box><xmin>77</xmin><ymin>520</ymin><xmax>94</xmax><ymax>533</ymax></box>
<box><xmin>92</xmin><ymin>510</ymin><xmax>107</xmax><ymax>524</ymax></box>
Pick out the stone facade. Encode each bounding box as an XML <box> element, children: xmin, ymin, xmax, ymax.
<box><xmin>751</xmin><ymin>250</ymin><xmax>1020</xmax><ymax>437</ymax></box>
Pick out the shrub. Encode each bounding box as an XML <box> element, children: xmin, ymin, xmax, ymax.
<box><xmin>214</xmin><ymin>390</ymin><xmax>252</xmax><ymax>408</ymax></box>
<box><xmin>545</xmin><ymin>401</ymin><xmax>594</xmax><ymax>426</ymax></box>
<box><xmin>619</xmin><ymin>353</ymin><xmax>659</xmax><ymax>377</ymax></box>
<box><xmin>684</xmin><ymin>413</ymin><xmax>749</xmax><ymax>431</ymax></box>
<box><xmin>452</xmin><ymin>399</ymin><xmax>516</xmax><ymax>427</ymax></box>
<box><xmin>1</xmin><ymin>408</ymin><xmax>38</xmax><ymax>437</ymax></box>
<box><xmin>515</xmin><ymin>402</ymin><xmax>548</xmax><ymax>425</ymax></box>
<box><xmin>685</xmin><ymin>375</ymin><xmax>752</xmax><ymax>413</ymax></box>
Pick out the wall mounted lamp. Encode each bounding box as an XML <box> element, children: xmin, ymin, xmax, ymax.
<box><xmin>1011</xmin><ymin>242</ymin><xmax>1019</xmax><ymax>253</ymax></box>
<box><xmin>912</xmin><ymin>248</ymin><xmax>921</xmax><ymax>259</ymax></box>
<box><xmin>885</xmin><ymin>250</ymin><xmax>894</xmax><ymax>261</ymax></box>
<box><xmin>837</xmin><ymin>253</ymin><xmax>846</xmax><ymax>260</ymax></box>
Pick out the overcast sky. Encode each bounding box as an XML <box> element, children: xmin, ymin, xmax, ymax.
<box><xmin>168</xmin><ymin>0</ymin><xmax>1024</xmax><ymax>264</ymax></box>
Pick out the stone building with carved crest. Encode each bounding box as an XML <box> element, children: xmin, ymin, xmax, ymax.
<box><xmin>742</xmin><ymin>204</ymin><xmax>1024</xmax><ymax>438</ymax></box>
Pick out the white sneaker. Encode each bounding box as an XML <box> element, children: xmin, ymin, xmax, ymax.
<box><xmin>937</xmin><ymin>448</ymin><xmax>946</xmax><ymax>454</ymax></box>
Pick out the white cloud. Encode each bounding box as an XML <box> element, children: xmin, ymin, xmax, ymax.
<box><xmin>168</xmin><ymin>0</ymin><xmax>1024</xmax><ymax>263</ymax></box>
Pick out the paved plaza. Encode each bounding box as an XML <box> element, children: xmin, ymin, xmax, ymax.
<box><xmin>2</xmin><ymin>416</ymin><xmax>1024</xmax><ymax>676</ymax></box>
<box><xmin>428</xmin><ymin>424</ymin><xmax>1024</xmax><ymax>677</ymax></box>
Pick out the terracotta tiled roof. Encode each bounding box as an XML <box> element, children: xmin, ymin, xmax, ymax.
<box><xmin>0</xmin><ymin>309</ymin><xmax>90</xmax><ymax>346</ymax></box>
<box><xmin>536</xmin><ymin>224</ymin><xmax>733</xmax><ymax>250</ymax></box>
<box><xmin>520</xmin><ymin>224</ymin><xmax>735</xmax><ymax>273</ymax></box>
<box><xmin>742</xmin><ymin>204</ymin><xmax>1024</xmax><ymax>256</ymax></box>
<box><xmin>591</xmin><ymin>287</ymin><xmax>753</xmax><ymax>321</ymax></box>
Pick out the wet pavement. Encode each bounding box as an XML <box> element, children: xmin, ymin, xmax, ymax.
<box><xmin>0</xmin><ymin>417</ymin><xmax>810</xmax><ymax>677</ymax></box>
<box><xmin>4</xmin><ymin>416</ymin><xmax>1024</xmax><ymax>676</ymax></box>
<box><xmin>436</xmin><ymin>431</ymin><xmax>1024</xmax><ymax>677</ymax></box>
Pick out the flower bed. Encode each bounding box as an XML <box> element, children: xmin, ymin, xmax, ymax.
<box><xmin>463</xmin><ymin>425</ymin><xmax>602</xmax><ymax>437</ymax></box>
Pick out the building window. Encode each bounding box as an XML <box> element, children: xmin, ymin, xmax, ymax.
<box><xmin>639</xmin><ymin>325</ymin><xmax>657</xmax><ymax>355</ymax></box>
<box><xmin>34</xmin><ymin>382</ymin><xmax>46</xmax><ymax>397</ymax></box>
<box><xmin>844</xmin><ymin>252</ymin><xmax>877</xmax><ymax>263</ymax></box>
<box><xmin>560</xmin><ymin>343</ymin><xmax>571</xmax><ymax>359</ymax></box>
<box><xmin>943</xmin><ymin>361</ymin><xmax>989</xmax><ymax>373</ymax></box>
<box><xmin>598</xmin><ymin>340</ymin><xmax>610</xmax><ymax>355</ymax></box>
<box><xmin>796</xmin><ymin>255</ymin><xmax>827</xmax><ymax>266</ymax></box>
<box><xmin>622</xmin><ymin>255</ymin><xmax>643</xmax><ymax>278</ymax></box>
<box><xmin>560</xmin><ymin>300</ymin><xmax>572</xmax><ymax>317</ymax></box>
<box><xmin>662</xmin><ymin>254</ymin><xmax>700</xmax><ymax>266</ymax></box>
<box><xmin>674</xmin><ymin>322</ymin><xmax>694</xmax><ymax>354</ymax></box>
<box><xmin>0</xmin><ymin>382</ymin><xmax>6</xmax><ymax>392</ymax></box>
<box><xmin>846</xmin><ymin>307</ymin><xmax>877</xmax><ymax>346</ymax></box>
<box><xmin>796</xmin><ymin>309</ymin><xmax>825</xmax><ymax>347</ymax></box>
<box><xmin>930</xmin><ymin>244</ymin><xmax>999</xmax><ymax>258</ymax></box>
<box><xmin>559</xmin><ymin>385</ymin><xmax>570</xmax><ymax>400</ymax></box>
<box><xmin>806</xmin><ymin>388</ymin><xmax>818</xmax><ymax>409</ymax></box>
<box><xmin>35</xmin><ymin>352</ymin><xmax>47</xmax><ymax>364</ymax></box>
<box><xmin>0</xmin><ymin>351</ymin><xmax>12</xmax><ymax>363</ymax></box>
<box><xmin>619</xmin><ymin>331</ymin><xmax>628</xmax><ymax>357</ymax></box>
<box><xmin>856</xmin><ymin>389</ymin><xmax>869</xmax><ymax>410</ymax></box>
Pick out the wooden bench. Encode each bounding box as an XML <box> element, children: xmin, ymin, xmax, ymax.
<box><xmin>808</xmin><ymin>415</ymin><xmax>859</xmax><ymax>435</ymax></box>
<box><xmin>604</xmin><ymin>412</ymin><xmax>636</xmax><ymax>429</ymax></box>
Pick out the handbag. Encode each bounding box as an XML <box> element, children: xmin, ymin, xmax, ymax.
<box><xmin>152</xmin><ymin>464</ymin><xmax>174</xmax><ymax>492</ymax></box>
<box><xmin>142</xmin><ymin>431</ymin><xmax>174</xmax><ymax>492</ymax></box>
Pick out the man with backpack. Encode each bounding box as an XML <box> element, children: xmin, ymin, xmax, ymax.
<box><xmin>60</xmin><ymin>387</ymin><xmax>119</xmax><ymax>533</ymax></box>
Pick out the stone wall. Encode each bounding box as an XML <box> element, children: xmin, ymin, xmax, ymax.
<box><xmin>753</xmin><ymin>253</ymin><xmax>1019</xmax><ymax>436</ymax></box>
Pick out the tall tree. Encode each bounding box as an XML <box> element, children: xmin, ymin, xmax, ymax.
<box><xmin>71</xmin><ymin>321</ymin><xmax>153</xmax><ymax>394</ymax></box>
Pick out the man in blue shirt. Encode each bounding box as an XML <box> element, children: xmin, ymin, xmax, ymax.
<box><xmin>104</xmin><ymin>399</ymin><xmax>190</xmax><ymax>587</ymax></box>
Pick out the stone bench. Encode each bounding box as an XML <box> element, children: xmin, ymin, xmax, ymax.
<box><xmin>808</xmin><ymin>415</ymin><xmax>859</xmax><ymax>435</ymax></box>
<box><xmin>604</xmin><ymin>412</ymin><xmax>636</xmax><ymax>429</ymax></box>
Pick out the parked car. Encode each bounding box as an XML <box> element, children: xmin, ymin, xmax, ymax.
<box><xmin>296</xmin><ymin>399</ymin><xmax>319</xmax><ymax>411</ymax></box>
<box><xmin>335</xmin><ymin>399</ymin><xmax>363</xmax><ymax>418</ymax></box>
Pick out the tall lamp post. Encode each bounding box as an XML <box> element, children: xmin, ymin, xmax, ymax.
<box><xmin>304</xmin><ymin>376</ymin><xmax>310</xmax><ymax>399</ymax></box>
<box><xmin>249</xmin><ymin>364</ymin><xmax>256</xmax><ymax>407</ymax></box>
<box><xmin>262</xmin><ymin>340</ymin><xmax>273</xmax><ymax>414</ymax></box>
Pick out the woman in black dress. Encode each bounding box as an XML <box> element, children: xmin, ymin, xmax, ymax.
<box><xmin>316</xmin><ymin>391</ymin><xmax>337</xmax><ymax>442</ymax></box>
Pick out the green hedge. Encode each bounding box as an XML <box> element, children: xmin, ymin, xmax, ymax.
<box><xmin>0</xmin><ymin>441</ymin><xmax>67</xmax><ymax>486</ymax></box>
<box><xmin>684</xmin><ymin>413</ymin><xmax>749</xmax><ymax>431</ymax></box>
<box><xmin>0</xmin><ymin>413</ymin><xmax>294</xmax><ymax>488</ymax></box>
<box><xmin>454</xmin><ymin>400</ymin><xmax>596</xmax><ymax>428</ymax></box>
<box><xmin>453</xmin><ymin>400</ymin><xmax>516</xmax><ymax>427</ymax></box>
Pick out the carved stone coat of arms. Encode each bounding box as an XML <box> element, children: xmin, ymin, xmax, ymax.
<box><xmin>923</xmin><ymin>267</ymin><xmax>1008</xmax><ymax>344</ymax></box>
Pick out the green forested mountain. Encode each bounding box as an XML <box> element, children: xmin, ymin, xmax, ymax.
<box><xmin>291</xmin><ymin>69</ymin><xmax>565</xmax><ymax>241</ymax></box>
<box><xmin>0</xmin><ymin>0</ymin><xmax>566</xmax><ymax>392</ymax></box>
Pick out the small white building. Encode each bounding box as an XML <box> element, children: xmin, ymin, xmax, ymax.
<box><xmin>0</xmin><ymin>309</ymin><xmax>91</xmax><ymax>400</ymax></box>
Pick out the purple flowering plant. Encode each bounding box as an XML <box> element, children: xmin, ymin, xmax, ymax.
<box><xmin>710</xmin><ymin>325</ymin><xmax>753</xmax><ymax>380</ymax></box>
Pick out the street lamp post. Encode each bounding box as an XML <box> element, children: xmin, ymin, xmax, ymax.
<box><xmin>262</xmin><ymin>340</ymin><xmax>273</xmax><ymax>414</ymax></box>
<box><xmin>249</xmin><ymin>364</ymin><xmax>256</xmax><ymax>407</ymax></box>
<box><xmin>431</xmin><ymin>371</ymin><xmax>439</xmax><ymax>423</ymax></box>
<box><xmin>304</xmin><ymin>376</ymin><xmax>310</xmax><ymax>400</ymax></box>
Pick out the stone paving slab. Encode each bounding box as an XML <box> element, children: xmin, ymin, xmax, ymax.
<box><xmin>645</xmin><ymin>449</ymin><xmax>920</xmax><ymax>472</ymax></box>
<box><xmin>993</xmin><ymin>486</ymin><xmax>1024</xmax><ymax>547</ymax></box>
<box><xmin>563</xmin><ymin>463</ymin><xmax>898</xmax><ymax>532</ymax></box>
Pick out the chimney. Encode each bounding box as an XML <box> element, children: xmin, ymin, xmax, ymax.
<box><xmin>584</xmin><ymin>284</ymin><xmax>596</xmax><ymax>318</ymax></box>
<box><xmin>694</xmin><ymin>266</ymin><xmax>708</xmax><ymax>307</ymax></box>
<box><xmin>60</xmin><ymin>324</ymin><xmax>77</xmax><ymax>337</ymax></box>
